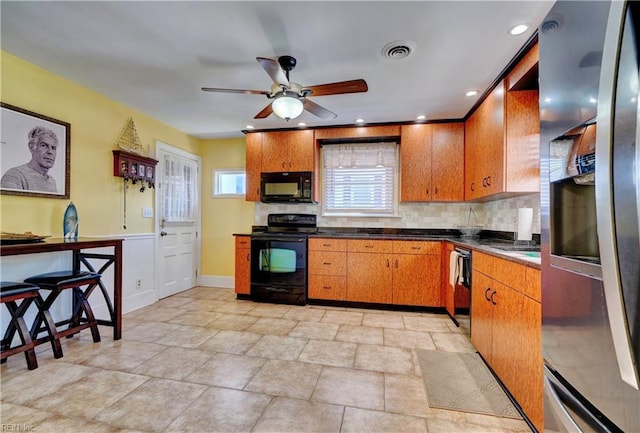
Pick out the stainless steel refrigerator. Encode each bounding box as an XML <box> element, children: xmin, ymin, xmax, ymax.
<box><xmin>539</xmin><ymin>1</ymin><xmax>640</xmax><ymax>432</ymax></box>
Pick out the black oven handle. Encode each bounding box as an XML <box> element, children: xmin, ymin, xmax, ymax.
<box><xmin>251</xmin><ymin>236</ymin><xmax>306</xmax><ymax>243</ymax></box>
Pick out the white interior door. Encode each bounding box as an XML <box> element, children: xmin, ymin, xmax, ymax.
<box><xmin>155</xmin><ymin>141</ymin><xmax>201</xmax><ymax>299</ymax></box>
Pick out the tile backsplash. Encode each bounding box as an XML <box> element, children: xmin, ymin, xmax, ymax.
<box><xmin>254</xmin><ymin>193</ymin><xmax>541</xmax><ymax>234</ymax></box>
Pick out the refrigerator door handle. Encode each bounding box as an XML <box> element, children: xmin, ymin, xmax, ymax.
<box><xmin>595</xmin><ymin>0</ymin><xmax>640</xmax><ymax>390</ymax></box>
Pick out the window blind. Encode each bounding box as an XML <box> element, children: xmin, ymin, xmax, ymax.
<box><xmin>322</xmin><ymin>142</ymin><xmax>398</xmax><ymax>216</ymax></box>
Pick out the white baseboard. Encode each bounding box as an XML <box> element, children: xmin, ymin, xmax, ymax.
<box><xmin>198</xmin><ymin>275</ymin><xmax>234</xmax><ymax>289</ymax></box>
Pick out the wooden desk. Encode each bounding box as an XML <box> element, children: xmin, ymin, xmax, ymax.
<box><xmin>1</xmin><ymin>237</ymin><xmax>123</xmax><ymax>340</ymax></box>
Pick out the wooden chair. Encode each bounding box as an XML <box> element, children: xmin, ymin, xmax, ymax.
<box><xmin>25</xmin><ymin>271</ymin><xmax>102</xmax><ymax>345</ymax></box>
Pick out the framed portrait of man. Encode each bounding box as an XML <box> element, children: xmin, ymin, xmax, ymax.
<box><xmin>1</xmin><ymin>103</ymin><xmax>71</xmax><ymax>199</ymax></box>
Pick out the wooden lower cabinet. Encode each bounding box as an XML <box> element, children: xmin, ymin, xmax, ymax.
<box><xmin>234</xmin><ymin>235</ymin><xmax>251</xmax><ymax>295</ymax></box>
<box><xmin>308</xmin><ymin>238</ymin><xmax>441</xmax><ymax>307</ymax></box>
<box><xmin>392</xmin><ymin>241</ymin><xmax>441</xmax><ymax>306</ymax></box>
<box><xmin>346</xmin><ymin>251</ymin><xmax>393</xmax><ymax>303</ymax></box>
<box><xmin>470</xmin><ymin>252</ymin><xmax>542</xmax><ymax>432</ymax></box>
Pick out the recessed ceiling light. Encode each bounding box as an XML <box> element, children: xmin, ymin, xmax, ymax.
<box><xmin>416</xmin><ymin>115</ymin><xmax>426</xmax><ymax>121</ymax></box>
<box><xmin>246</xmin><ymin>125</ymin><xmax>254</xmax><ymax>129</ymax></box>
<box><xmin>508</xmin><ymin>24</ymin><xmax>529</xmax><ymax>36</ymax></box>
<box><xmin>297</xmin><ymin>122</ymin><xmax>306</xmax><ymax>127</ymax></box>
<box><xmin>466</xmin><ymin>90</ymin><xmax>478</xmax><ymax>97</ymax></box>
<box><xmin>355</xmin><ymin>118</ymin><xmax>365</xmax><ymax>124</ymax></box>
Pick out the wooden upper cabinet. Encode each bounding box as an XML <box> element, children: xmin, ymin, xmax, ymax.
<box><xmin>464</xmin><ymin>81</ymin><xmax>506</xmax><ymax>201</ymax></box>
<box><xmin>400</xmin><ymin>124</ymin><xmax>432</xmax><ymax>202</ymax></box>
<box><xmin>245</xmin><ymin>132</ymin><xmax>262</xmax><ymax>201</ymax></box>
<box><xmin>464</xmin><ymin>41</ymin><xmax>540</xmax><ymax>201</ymax></box>
<box><xmin>261</xmin><ymin>130</ymin><xmax>316</xmax><ymax>173</ymax></box>
<box><xmin>400</xmin><ymin>122</ymin><xmax>463</xmax><ymax>202</ymax></box>
<box><xmin>431</xmin><ymin>123</ymin><xmax>464</xmax><ymax>201</ymax></box>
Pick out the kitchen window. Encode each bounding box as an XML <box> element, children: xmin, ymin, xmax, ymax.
<box><xmin>213</xmin><ymin>169</ymin><xmax>246</xmax><ymax>197</ymax></box>
<box><xmin>321</xmin><ymin>142</ymin><xmax>399</xmax><ymax>217</ymax></box>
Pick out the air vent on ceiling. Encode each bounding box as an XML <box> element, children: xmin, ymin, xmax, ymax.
<box><xmin>541</xmin><ymin>14</ymin><xmax>564</xmax><ymax>34</ymax></box>
<box><xmin>381</xmin><ymin>40</ymin><xmax>416</xmax><ymax>60</ymax></box>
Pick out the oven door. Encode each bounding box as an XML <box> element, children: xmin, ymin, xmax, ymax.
<box><xmin>250</xmin><ymin>235</ymin><xmax>307</xmax><ymax>305</ymax></box>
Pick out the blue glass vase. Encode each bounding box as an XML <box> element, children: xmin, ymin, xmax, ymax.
<box><xmin>63</xmin><ymin>202</ymin><xmax>78</xmax><ymax>239</ymax></box>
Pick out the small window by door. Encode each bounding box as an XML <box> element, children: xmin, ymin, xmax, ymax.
<box><xmin>213</xmin><ymin>169</ymin><xmax>246</xmax><ymax>197</ymax></box>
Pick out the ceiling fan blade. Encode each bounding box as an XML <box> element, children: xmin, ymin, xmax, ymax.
<box><xmin>201</xmin><ymin>87</ymin><xmax>270</xmax><ymax>95</ymax></box>
<box><xmin>256</xmin><ymin>57</ymin><xmax>289</xmax><ymax>87</ymax></box>
<box><xmin>303</xmin><ymin>99</ymin><xmax>337</xmax><ymax>119</ymax></box>
<box><xmin>254</xmin><ymin>103</ymin><xmax>273</xmax><ymax>119</ymax></box>
<box><xmin>304</xmin><ymin>79</ymin><xmax>368</xmax><ymax>97</ymax></box>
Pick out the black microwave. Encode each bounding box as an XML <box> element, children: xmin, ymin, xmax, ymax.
<box><xmin>260</xmin><ymin>171</ymin><xmax>314</xmax><ymax>203</ymax></box>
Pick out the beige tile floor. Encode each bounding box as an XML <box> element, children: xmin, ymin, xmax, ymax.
<box><xmin>1</xmin><ymin>287</ymin><xmax>532</xmax><ymax>433</ymax></box>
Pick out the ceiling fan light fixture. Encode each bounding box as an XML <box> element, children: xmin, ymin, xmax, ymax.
<box><xmin>272</xmin><ymin>92</ymin><xmax>304</xmax><ymax>121</ymax></box>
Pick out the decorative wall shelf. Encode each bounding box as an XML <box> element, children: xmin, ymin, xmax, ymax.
<box><xmin>112</xmin><ymin>150</ymin><xmax>158</xmax><ymax>187</ymax></box>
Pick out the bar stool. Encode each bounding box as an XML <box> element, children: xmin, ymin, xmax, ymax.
<box><xmin>25</xmin><ymin>271</ymin><xmax>102</xmax><ymax>345</ymax></box>
<box><xmin>1</xmin><ymin>282</ymin><xmax>43</xmax><ymax>369</ymax></box>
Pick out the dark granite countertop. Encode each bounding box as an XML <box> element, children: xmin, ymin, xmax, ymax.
<box><xmin>236</xmin><ymin>228</ymin><xmax>541</xmax><ymax>269</ymax></box>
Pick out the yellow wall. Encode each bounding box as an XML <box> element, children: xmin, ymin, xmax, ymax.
<box><xmin>1</xmin><ymin>51</ymin><xmax>201</xmax><ymax>236</ymax></box>
<box><xmin>1</xmin><ymin>51</ymin><xmax>254</xmax><ymax>279</ymax></box>
<box><xmin>200</xmin><ymin>137</ymin><xmax>255</xmax><ymax>277</ymax></box>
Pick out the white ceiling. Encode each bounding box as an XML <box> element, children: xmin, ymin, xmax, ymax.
<box><xmin>1</xmin><ymin>1</ymin><xmax>554</xmax><ymax>139</ymax></box>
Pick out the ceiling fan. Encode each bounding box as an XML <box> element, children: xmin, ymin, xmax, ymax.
<box><xmin>202</xmin><ymin>55</ymin><xmax>368</xmax><ymax>121</ymax></box>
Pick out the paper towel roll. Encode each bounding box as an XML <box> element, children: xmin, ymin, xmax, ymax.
<box><xmin>517</xmin><ymin>208</ymin><xmax>533</xmax><ymax>241</ymax></box>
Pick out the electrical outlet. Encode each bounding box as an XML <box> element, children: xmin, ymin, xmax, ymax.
<box><xmin>136</xmin><ymin>279</ymin><xmax>141</xmax><ymax>289</ymax></box>
<box><xmin>142</xmin><ymin>207</ymin><xmax>153</xmax><ymax>218</ymax></box>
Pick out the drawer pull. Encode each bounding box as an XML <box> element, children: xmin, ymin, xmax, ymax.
<box><xmin>323</xmin><ymin>286</ymin><xmax>332</xmax><ymax>290</ymax></box>
<box><xmin>365</xmin><ymin>245</ymin><xmax>374</xmax><ymax>248</ymax></box>
<box><xmin>323</xmin><ymin>262</ymin><xmax>332</xmax><ymax>265</ymax></box>
<box><xmin>411</xmin><ymin>246</ymin><xmax>421</xmax><ymax>250</ymax></box>
<box><xmin>323</xmin><ymin>243</ymin><xmax>332</xmax><ymax>247</ymax></box>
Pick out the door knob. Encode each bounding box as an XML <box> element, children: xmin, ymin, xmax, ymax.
<box><xmin>160</xmin><ymin>230</ymin><xmax>168</xmax><ymax>236</ymax></box>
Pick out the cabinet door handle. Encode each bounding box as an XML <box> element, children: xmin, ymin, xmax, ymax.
<box><xmin>471</xmin><ymin>182</ymin><xmax>475</xmax><ymax>191</ymax></box>
<box><xmin>490</xmin><ymin>290</ymin><xmax>497</xmax><ymax>305</ymax></box>
<box><xmin>482</xmin><ymin>177</ymin><xmax>488</xmax><ymax>187</ymax></box>
<box><xmin>282</xmin><ymin>161</ymin><xmax>286</xmax><ymax>168</ymax></box>
<box><xmin>484</xmin><ymin>287</ymin><xmax>492</xmax><ymax>301</ymax></box>
<box><xmin>386</xmin><ymin>259</ymin><xmax>390</xmax><ymax>267</ymax></box>
<box><xmin>246</xmin><ymin>253</ymin><xmax>250</xmax><ymax>261</ymax></box>
<box><xmin>486</xmin><ymin>176</ymin><xmax>491</xmax><ymax>186</ymax></box>
<box><xmin>395</xmin><ymin>259</ymin><xmax>399</xmax><ymax>268</ymax></box>
<box><xmin>435</xmin><ymin>186</ymin><xmax>438</xmax><ymax>195</ymax></box>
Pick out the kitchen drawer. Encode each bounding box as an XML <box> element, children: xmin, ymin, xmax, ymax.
<box><xmin>392</xmin><ymin>240</ymin><xmax>440</xmax><ymax>255</ymax></box>
<box><xmin>347</xmin><ymin>239</ymin><xmax>393</xmax><ymax>253</ymax></box>
<box><xmin>309</xmin><ymin>251</ymin><xmax>347</xmax><ymax>276</ymax></box>
<box><xmin>308</xmin><ymin>275</ymin><xmax>347</xmax><ymax>300</ymax></box>
<box><xmin>472</xmin><ymin>251</ymin><xmax>495</xmax><ymax>275</ymax></box>
<box><xmin>309</xmin><ymin>238</ymin><xmax>347</xmax><ymax>252</ymax></box>
<box><xmin>235</xmin><ymin>235</ymin><xmax>251</xmax><ymax>249</ymax></box>
<box><xmin>474</xmin><ymin>251</ymin><xmax>531</xmax><ymax>299</ymax></box>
